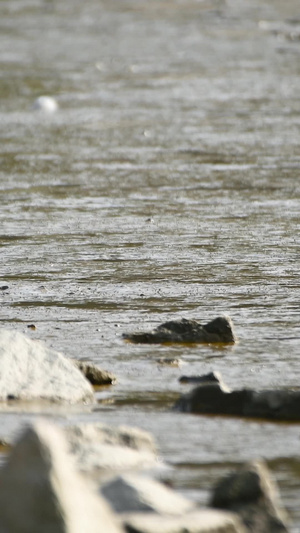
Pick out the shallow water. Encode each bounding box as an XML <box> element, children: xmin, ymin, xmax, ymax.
<box><xmin>1</xmin><ymin>0</ymin><xmax>300</xmax><ymax>528</ymax></box>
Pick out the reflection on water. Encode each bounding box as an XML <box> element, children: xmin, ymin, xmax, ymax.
<box><xmin>1</xmin><ymin>0</ymin><xmax>300</xmax><ymax>529</ymax></box>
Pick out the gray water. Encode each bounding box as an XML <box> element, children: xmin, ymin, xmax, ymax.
<box><xmin>1</xmin><ymin>0</ymin><xmax>300</xmax><ymax>528</ymax></box>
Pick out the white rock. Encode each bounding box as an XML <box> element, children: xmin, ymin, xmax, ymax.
<box><xmin>122</xmin><ymin>510</ymin><xmax>246</xmax><ymax>533</ymax></box>
<box><xmin>64</xmin><ymin>423</ymin><xmax>160</xmax><ymax>474</ymax></box>
<box><xmin>74</xmin><ymin>442</ymin><xmax>158</xmax><ymax>474</ymax></box>
<box><xmin>65</xmin><ymin>422</ymin><xmax>156</xmax><ymax>453</ymax></box>
<box><xmin>0</xmin><ymin>329</ymin><xmax>94</xmax><ymax>403</ymax></box>
<box><xmin>32</xmin><ymin>95</ymin><xmax>58</xmax><ymax>112</ymax></box>
<box><xmin>0</xmin><ymin>420</ymin><xmax>122</xmax><ymax>533</ymax></box>
<box><xmin>101</xmin><ymin>473</ymin><xmax>195</xmax><ymax>515</ymax></box>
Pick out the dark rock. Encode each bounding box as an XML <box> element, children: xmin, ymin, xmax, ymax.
<box><xmin>175</xmin><ymin>382</ymin><xmax>251</xmax><ymax>416</ymax></box>
<box><xmin>175</xmin><ymin>377</ymin><xmax>300</xmax><ymax>421</ymax></box>
<box><xmin>243</xmin><ymin>390</ymin><xmax>300</xmax><ymax>420</ymax></box>
<box><xmin>73</xmin><ymin>360</ymin><xmax>117</xmax><ymax>386</ymax></box>
<box><xmin>7</xmin><ymin>394</ymin><xmax>18</xmax><ymax>401</ymax></box>
<box><xmin>179</xmin><ymin>371</ymin><xmax>222</xmax><ymax>384</ymax></box>
<box><xmin>123</xmin><ymin>316</ymin><xmax>236</xmax><ymax>345</ymax></box>
<box><xmin>210</xmin><ymin>460</ymin><xmax>289</xmax><ymax>532</ymax></box>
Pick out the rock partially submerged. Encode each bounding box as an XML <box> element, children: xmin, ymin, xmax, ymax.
<box><xmin>73</xmin><ymin>360</ymin><xmax>117</xmax><ymax>385</ymax></box>
<box><xmin>179</xmin><ymin>371</ymin><xmax>222</xmax><ymax>385</ymax></box>
<box><xmin>211</xmin><ymin>460</ymin><xmax>289</xmax><ymax>532</ymax></box>
<box><xmin>0</xmin><ymin>421</ymin><xmax>122</xmax><ymax>533</ymax></box>
<box><xmin>0</xmin><ymin>329</ymin><xmax>94</xmax><ymax>404</ymax></box>
<box><xmin>175</xmin><ymin>375</ymin><xmax>300</xmax><ymax>421</ymax></box>
<box><xmin>32</xmin><ymin>95</ymin><xmax>58</xmax><ymax>113</ymax></box>
<box><xmin>123</xmin><ymin>316</ymin><xmax>236</xmax><ymax>344</ymax></box>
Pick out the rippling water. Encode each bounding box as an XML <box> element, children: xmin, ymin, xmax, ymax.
<box><xmin>1</xmin><ymin>0</ymin><xmax>300</xmax><ymax>529</ymax></box>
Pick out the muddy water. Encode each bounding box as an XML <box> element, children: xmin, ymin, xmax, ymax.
<box><xmin>1</xmin><ymin>0</ymin><xmax>300</xmax><ymax>528</ymax></box>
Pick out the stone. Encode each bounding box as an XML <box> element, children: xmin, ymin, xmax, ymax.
<box><xmin>101</xmin><ymin>473</ymin><xmax>195</xmax><ymax>515</ymax></box>
<box><xmin>174</xmin><ymin>381</ymin><xmax>248</xmax><ymax>415</ymax></box>
<box><xmin>244</xmin><ymin>390</ymin><xmax>300</xmax><ymax>421</ymax></box>
<box><xmin>157</xmin><ymin>357</ymin><xmax>182</xmax><ymax>367</ymax></box>
<box><xmin>122</xmin><ymin>510</ymin><xmax>246</xmax><ymax>533</ymax></box>
<box><xmin>210</xmin><ymin>460</ymin><xmax>289</xmax><ymax>532</ymax></box>
<box><xmin>179</xmin><ymin>371</ymin><xmax>222</xmax><ymax>384</ymax></box>
<box><xmin>73</xmin><ymin>360</ymin><xmax>117</xmax><ymax>385</ymax></box>
<box><xmin>0</xmin><ymin>328</ymin><xmax>94</xmax><ymax>404</ymax></box>
<box><xmin>174</xmin><ymin>376</ymin><xmax>300</xmax><ymax>421</ymax></box>
<box><xmin>65</xmin><ymin>422</ymin><xmax>156</xmax><ymax>453</ymax></box>
<box><xmin>64</xmin><ymin>422</ymin><xmax>159</xmax><ymax>475</ymax></box>
<box><xmin>0</xmin><ymin>421</ymin><xmax>160</xmax><ymax>474</ymax></box>
<box><xmin>123</xmin><ymin>316</ymin><xmax>236</xmax><ymax>344</ymax></box>
<box><xmin>32</xmin><ymin>95</ymin><xmax>58</xmax><ymax>112</ymax></box>
<box><xmin>0</xmin><ymin>420</ymin><xmax>123</xmax><ymax>533</ymax></box>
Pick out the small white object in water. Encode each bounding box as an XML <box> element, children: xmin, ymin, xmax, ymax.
<box><xmin>32</xmin><ymin>96</ymin><xmax>58</xmax><ymax>113</ymax></box>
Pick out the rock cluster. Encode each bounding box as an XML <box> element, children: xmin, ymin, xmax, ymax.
<box><xmin>0</xmin><ymin>420</ymin><xmax>289</xmax><ymax>533</ymax></box>
<box><xmin>0</xmin><ymin>323</ymin><xmax>294</xmax><ymax>531</ymax></box>
<box><xmin>0</xmin><ymin>329</ymin><xmax>116</xmax><ymax>404</ymax></box>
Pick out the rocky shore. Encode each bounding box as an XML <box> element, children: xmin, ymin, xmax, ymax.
<box><xmin>0</xmin><ymin>322</ymin><xmax>295</xmax><ymax>531</ymax></box>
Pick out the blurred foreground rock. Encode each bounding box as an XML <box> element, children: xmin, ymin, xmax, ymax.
<box><xmin>64</xmin><ymin>422</ymin><xmax>159</xmax><ymax>475</ymax></box>
<box><xmin>123</xmin><ymin>316</ymin><xmax>236</xmax><ymax>344</ymax></box>
<box><xmin>175</xmin><ymin>374</ymin><xmax>300</xmax><ymax>421</ymax></box>
<box><xmin>0</xmin><ymin>420</ymin><xmax>290</xmax><ymax>533</ymax></box>
<box><xmin>122</xmin><ymin>510</ymin><xmax>246</xmax><ymax>533</ymax></box>
<box><xmin>101</xmin><ymin>473</ymin><xmax>195</xmax><ymax>514</ymax></box>
<box><xmin>0</xmin><ymin>329</ymin><xmax>94</xmax><ymax>404</ymax></box>
<box><xmin>0</xmin><ymin>420</ymin><xmax>160</xmax><ymax>474</ymax></box>
<box><xmin>211</xmin><ymin>460</ymin><xmax>289</xmax><ymax>532</ymax></box>
<box><xmin>0</xmin><ymin>421</ymin><xmax>122</xmax><ymax>533</ymax></box>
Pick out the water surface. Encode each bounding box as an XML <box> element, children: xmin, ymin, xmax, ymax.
<box><xmin>1</xmin><ymin>0</ymin><xmax>300</xmax><ymax>529</ymax></box>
